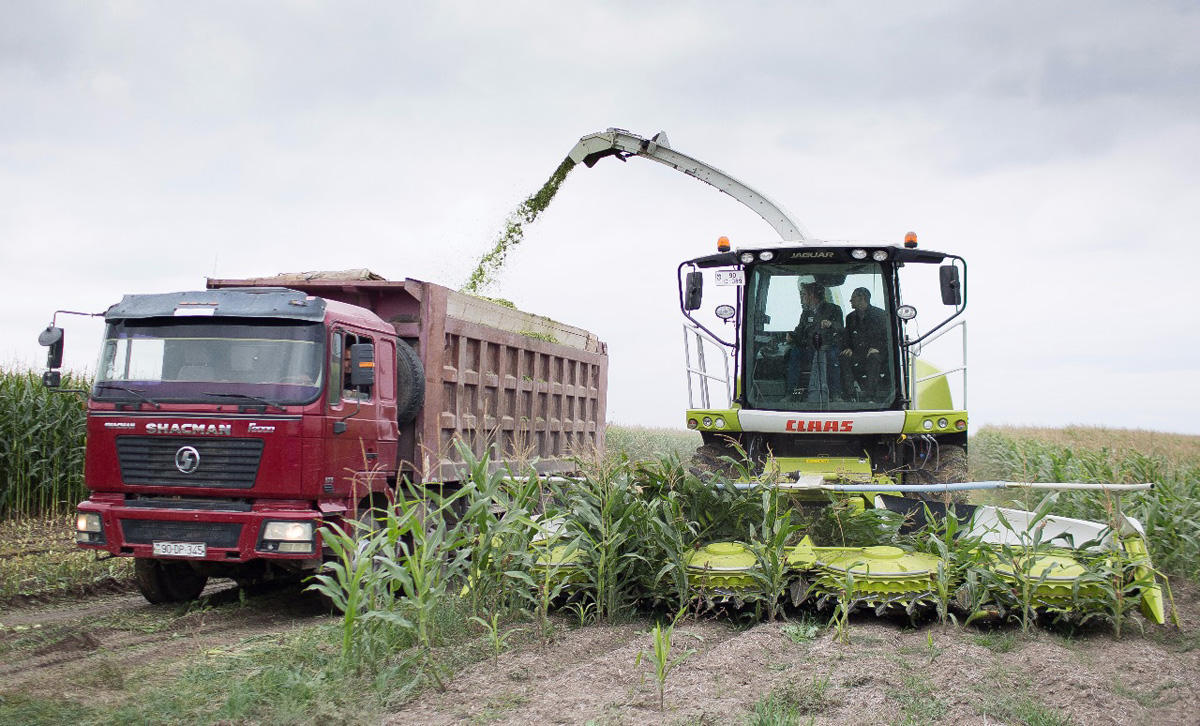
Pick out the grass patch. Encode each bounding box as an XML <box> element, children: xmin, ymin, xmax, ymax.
<box><xmin>0</xmin><ymin>516</ymin><xmax>133</xmax><ymax>605</ymax></box>
<box><xmin>746</xmin><ymin>673</ymin><xmax>833</xmax><ymax>725</ymax></box>
<box><xmin>886</xmin><ymin>671</ymin><xmax>948</xmax><ymax>725</ymax></box>
<box><xmin>971</xmin><ymin>630</ymin><xmax>1019</xmax><ymax>654</ymax></box>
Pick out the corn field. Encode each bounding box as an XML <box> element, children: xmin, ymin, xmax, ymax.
<box><xmin>971</xmin><ymin>426</ymin><xmax>1200</xmax><ymax>581</ymax></box>
<box><xmin>0</xmin><ymin>368</ymin><xmax>89</xmax><ymax>519</ymax></box>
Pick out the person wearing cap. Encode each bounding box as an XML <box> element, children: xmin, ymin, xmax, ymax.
<box><xmin>840</xmin><ymin>287</ymin><xmax>888</xmax><ymax>399</ymax></box>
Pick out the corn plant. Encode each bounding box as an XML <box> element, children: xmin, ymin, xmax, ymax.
<box><xmin>564</xmin><ymin>460</ymin><xmax>653</xmax><ymax>622</ymax></box>
<box><xmin>746</xmin><ymin>484</ymin><xmax>802</xmax><ymax>622</ymax></box>
<box><xmin>0</xmin><ymin>368</ymin><xmax>90</xmax><ymax>518</ymax></box>
<box><xmin>470</xmin><ymin>611</ymin><xmax>513</xmax><ymax>667</ymax></box>
<box><xmin>634</xmin><ymin>608</ymin><xmax>695</xmax><ymax>711</ymax></box>
<box><xmin>828</xmin><ymin>563</ymin><xmax>861</xmax><ymax>644</ymax></box>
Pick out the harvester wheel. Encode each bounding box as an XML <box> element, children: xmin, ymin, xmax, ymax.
<box><xmin>908</xmin><ymin>444</ymin><xmax>969</xmax><ymax>504</ymax></box>
<box><xmin>134</xmin><ymin>558</ymin><xmax>208</xmax><ymax>604</ymax></box>
<box><xmin>690</xmin><ymin>443</ymin><xmax>739</xmax><ymax>478</ymax></box>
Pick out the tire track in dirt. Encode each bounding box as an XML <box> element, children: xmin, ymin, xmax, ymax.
<box><xmin>0</xmin><ymin>580</ymin><xmax>333</xmax><ymax>696</ymax></box>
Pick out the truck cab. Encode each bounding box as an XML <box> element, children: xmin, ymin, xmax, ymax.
<box><xmin>72</xmin><ymin>287</ymin><xmax>402</xmax><ymax>601</ymax></box>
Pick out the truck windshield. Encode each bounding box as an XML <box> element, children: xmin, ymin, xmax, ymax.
<box><xmin>744</xmin><ymin>262</ymin><xmax>896</xmax><ymax>411</ymax></box>
<box><xmin>93</xmin><ymin>319</ymin><xmax>325</xmax><ymax>405</ymax></box>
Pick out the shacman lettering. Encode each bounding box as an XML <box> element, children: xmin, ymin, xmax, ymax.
<box><xmin>145</xmin><ymin>423</ymin><xmax>233</xmax><ymax>436</ymax></box>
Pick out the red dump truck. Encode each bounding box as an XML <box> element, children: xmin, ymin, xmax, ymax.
<box><xmin>41</xmin><ymin>271</ymin><xmax>607</xmax><ymax>603</ymax></box>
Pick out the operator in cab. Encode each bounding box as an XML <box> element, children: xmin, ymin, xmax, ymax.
<box><xmin>786</xmin><ymin>282</ymin><xmax>844</xmax><ymax>402</ymax></box>
<box><xmin>840</xmin><ymin>287</ymin><xmax>888</xmax><ymax>400</ymax></box>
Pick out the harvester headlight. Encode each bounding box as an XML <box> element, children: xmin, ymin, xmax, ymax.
<box><xmin>955</xmin><ymin>419</ymin><xmax>967</xmax><ymax>431</ymax></box>
<box><xmin>758</xmin><ymin>250</ymin><xmax>775</xmax><ymax>261</ymax></box>
<box><xmin>687</xmin><ymin>418</ymin><xmax>699</xmax><ymax>429</ymax></box>
<box><xmin>702</xmin><ymin>416</ymin><xmax>713</xmax><ymax>428</ymax></box>
<box><xmin>739</xmin><ymin>252</ymin><xmax>755</xmax><ymax>264</ymax></box>
<box><xmin>872</xmin><ymin>250</ymin><xmax>889</xmax><ymax>261</ymax></box>
<box><xmin>714</xmin><ymin>416</ymin><xmax>726</xmax><ymax>429</ymax></box>
<box><xmin>76</xmin><ymin>512</ymin><xmax>102</xmax><ymax>533</ymax></box>
<box><xmin>922</xmin><ymin>419</ymin><xmax>934</xmax><ymax>431</ymax></box>
<box><xmin>263</xmin><ymin>521</ymin><xmax>313</xmax><ymax>542</ymax></box>
<box><xmin>937</xmin><ymin>417</ymin><xmax>948</xmax><ymax>429</ymax></box>
<box><xmin>851</xmin><ymin>249</ymin><xmax>867</xmax><ymax>260</ymax></box>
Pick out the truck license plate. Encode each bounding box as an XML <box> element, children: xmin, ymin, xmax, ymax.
<box><xmin>152</xmin><ymin>541</ymin><xmax>207</xmax><ymax>558</ymax></box>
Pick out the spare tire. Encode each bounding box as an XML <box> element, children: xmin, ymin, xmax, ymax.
<box><xmin>396</xmin><ymin>338</ymin><xmax>425</xmax><ymax>425</ymax></box>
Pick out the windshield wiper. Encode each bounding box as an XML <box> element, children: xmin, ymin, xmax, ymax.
<box><xmin>201</xmin><ymin>392</ymin><xmax>286</xmax><ymax>412</ymax></box>
<box><xmin>94</xmin><ymin>382</ymin><xmax>161</xmax><ymax>409</ymax></box>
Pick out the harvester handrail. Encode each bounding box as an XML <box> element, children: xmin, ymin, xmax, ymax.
<box><xmin>731</xmin><ymin>480</ymin><xmax>1154</xmax><ymax>493</ymax></box>
<box><xmin>910</xmin><ymin>318</ymin><xmax>967</xmax><ymax>410</ymax></box>
<box><xmin>683</xmin><ymin>324</ymin><xmax>733</xmax><ymax>409</ymax></box>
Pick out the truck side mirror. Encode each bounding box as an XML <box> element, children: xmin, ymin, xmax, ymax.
<box><xmin>38</xmin><ymin>326</ymin><xmax>65</xmax><ymax>371</ymax></box>
<box><xmin>348</xmin><ymin>343</ymin><xmax>375</xmax><ymax>387</ymax></box>
<box><xmin>939</xmin><ymin>265</ymin><xmax>961</xmax><ymax>306</ymax></box>
<box><xmin>684</xmin><ymin>271</ymin><xmax>703</xmax><ymax>311</ymax></box>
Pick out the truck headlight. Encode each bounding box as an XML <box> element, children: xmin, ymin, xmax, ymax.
<box><xmin>259</xmin><ymin>520</ymin><xmax>315</xmax><ymax>554</ymax></box>
<box><xmin>262</xmin><ymin>521</ymin><xmax>313</xmax><ymax>541</ymax></box>
<box><xmin>76</xmin><ymin>512</ymin><xmax>105</xmax><ymax>544</ymax></box>
<box><xmin>77</xmin><ymin>512</ymin><xmax>102</xmax><ymax>533</ymax></box>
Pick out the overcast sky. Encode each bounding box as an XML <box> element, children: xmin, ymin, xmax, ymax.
<box><xmin>2</xmin><ymin>1</ymin><xmax>1198</xmax><ymax>433</ymax></box>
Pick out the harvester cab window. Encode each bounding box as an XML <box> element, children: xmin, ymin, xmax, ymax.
<box><xmin>744</xmin><ymin>262</ymin><xmax>896</xmax><ymax>411</ymax></box>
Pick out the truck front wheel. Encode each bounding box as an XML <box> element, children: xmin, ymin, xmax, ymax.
<box><xmin>134</xmin><ymin>558</ymin><xmax>209</xmax><ymax>604</ymax></box>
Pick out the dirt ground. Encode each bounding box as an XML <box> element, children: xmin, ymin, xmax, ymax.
<box><xmin>0</xmin><ymin>580</ymin><xmax>328</xmax><ymax>704</ymax></box>
<box><xmin>2</xmin><ymin>580</ymin><xmax>1198</xmax><ymax>724</ymax></box>
<box><xmin>390</xmin><ymin>586</ymin><xmax>1200</xmax><ymax>726</ymax></box>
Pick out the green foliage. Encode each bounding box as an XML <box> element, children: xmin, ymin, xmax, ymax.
<box><xmin>746</xmin><ymin>673</ymin><xmax>832</xmax><ymax>725</ymax></box>
<box><xmin>634</xmin><ymin>609</ymin><xmax>695</xmax><ymax>711</ymax></box>
<box><xmin>0</xmin><ymin>368</ymin><xmax>90</xmax><ymax>518</ymax></box>
<box><xmin>971</xmin><ymin>427</ymin><xmax>1200</xmax><ymax>580</ymax></box>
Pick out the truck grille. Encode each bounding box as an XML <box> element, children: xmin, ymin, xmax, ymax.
<box><xmin>116</xmin><ymin>436</ymin><xmax>264</xmax><ymax>489</ymax></box>
<box><xmin>120</xmin><ymin>519</ymin><xmax>243</xmax><ymax>548</ymax></box>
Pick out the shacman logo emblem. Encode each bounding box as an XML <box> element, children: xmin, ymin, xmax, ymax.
<box><xmin>175</xmin><ymin>446</ymin><xmax>201</xmax><ymax>474</ymax></box>
<box><xmin>786</xmin><ymin>419</ymin><xmax>854</xmax><ymax>433</ymax></box>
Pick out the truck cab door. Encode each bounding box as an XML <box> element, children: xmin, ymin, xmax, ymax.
<box><xmin>326</xmin><ymin>329</ymin><xmax>383</xmax><ymax>503</ymax></box>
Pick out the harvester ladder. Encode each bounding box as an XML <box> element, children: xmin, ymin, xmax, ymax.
<box><xmin>683</xmin><ymin>324</ymin><xmax>733</xmax><ymax>409</ymax></box>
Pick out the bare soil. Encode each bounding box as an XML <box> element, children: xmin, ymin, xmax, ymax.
<box><xmin>391</xmin><ymin>585</ymin><xmax>1200</xmax><ymax>726</ymax></box>
<box><xmin>2</xmin><ymin>580</ymin><xmax>1197</xmax><ymax>724</ymax></box>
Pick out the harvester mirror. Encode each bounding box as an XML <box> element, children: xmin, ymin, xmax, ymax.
<box><xmin>38</xmin><ymin>326</ymin><xmax>64</xmax><ymax>370</ymax></box>
<box><xmin>684</xmin><ymin>271</ymin><xmax>703</xmax><ymax>310</ymax></box>
<box><xmin>939</xmin><ymin>265</ymin><xmax>961</xmax><ymax>306</ymax></box>
<box><xmin>714</xmin><ymin>304</ymin><xmax>736</xmax><ymax>321</ymax></box>
<box><xmin>42</xmin><ymin>370</ymin><xmax>62</xmax><ymax>388</ymax></box>
<box><xmin>348</xmin><ymin>343</ymin><xmax>375</xmax><ymax>387</ymax></box>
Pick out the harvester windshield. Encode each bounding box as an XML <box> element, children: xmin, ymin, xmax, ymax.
<box><xmin>744</xmin><ymin>261</ymin><xmax>896</xmax><ymax>411</ymax></box>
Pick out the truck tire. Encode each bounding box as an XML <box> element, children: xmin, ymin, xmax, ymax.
<box><xmin>134</xmin><ymin>558</ymin><xmax>209</xmax><ymax>604</ymax></box>
<box><xmin>396</xmin><ymin>339</ymin><xmax>425</xmax><ymax>426</ymax></box>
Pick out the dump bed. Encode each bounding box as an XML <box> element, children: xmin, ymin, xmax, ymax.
<box><xmin>207</xmin><ymin>271</ymin><xmax>607</xmax><ymax>482</ymax></box>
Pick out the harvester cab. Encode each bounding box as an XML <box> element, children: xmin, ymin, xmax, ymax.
<box><xmin>677</xmin><ymin>236</ymin><xmax>968</xmax><ymax>489</ymax></box>
<box><xmin>570</xmin><ymin>128</ymin><xmax>969</xmax><ymax>487</ymax></box>
<box><xmin>568</xmin><ymin>128</ymin><xmax>1167</xmax><ymax>625</ymax></box>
